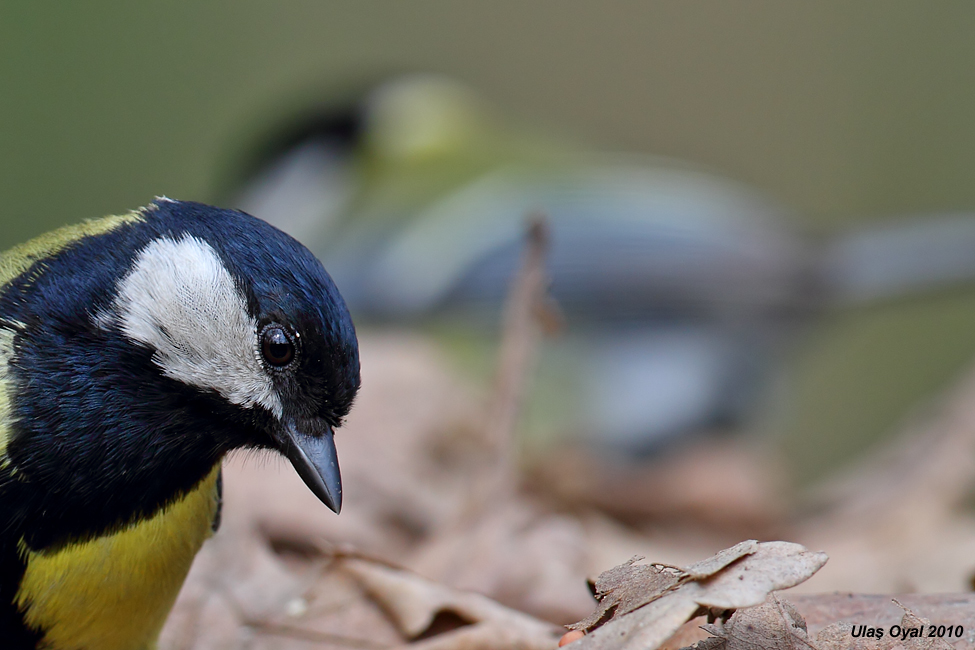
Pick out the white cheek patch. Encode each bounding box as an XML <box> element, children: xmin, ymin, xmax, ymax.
<box><xmin>104</xmin><ymin>235</ymin><xmax>283</xmax><ymax>418</ymax></box>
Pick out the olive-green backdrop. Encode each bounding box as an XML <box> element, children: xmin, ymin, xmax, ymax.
<box><xmin>4</xmin><ymin>1</ymin><xmax>975</xmax><ymax>482</ymax></box>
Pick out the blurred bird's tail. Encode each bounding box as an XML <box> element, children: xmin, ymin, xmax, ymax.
<box><xmin>822</xmin><ymin>213</ymin><xmax>975</xmax><ymax>305</ymax></box>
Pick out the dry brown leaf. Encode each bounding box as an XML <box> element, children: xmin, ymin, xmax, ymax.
<box><xmin>408</xmin><ymin>501</ymin><xmax>594</xmax><ymax>624</ymax></box>
<box><xmin>682</xmin><ymin>541</ymin><xmax>759</xmax><ymax>580</ymax></box>
<box><xmin>685</xmin><ymin>597</ymin><xmax>963</xmax><ymax>650</ymax></box>
<box><xmin>883</xmin><ymin>600</ymin><xmax>955</xmax><ymax>650</ymax></box>
<box><xmin>340</xmin><ymin>556</ymin><xmax>564</xmax><ymax>650</ymax></box>
<box><xmin>567</xmin><ymin>541</ymin><xmax>827</xmax><ymax>650</ymax></box>
<box><xmin>682</xmin><ymin>597</ymin><xmax>813</xmax><ymax>650</ymax></box>
<box><xmin>814</xmin><ymin>623</ymin><xmax>888</xmax><ymax>650</ymax></box>
<box><xmin>787</xmin><ymin>593</ymin><xmax>975</xmax><ymax>644</ymax></box>
<box><xmin>572</xmin><ymin>589</ymin><xmax>705</xmax><ymax>650</ymax></box>
<box><xmin>684</xmin><ymin>541</ymin><xmax>828</xmax><ymax>611</ymax></box>
<box><xmin>568</xmin><ymin>556</ymin><xmax>684</xmax><ymax>632</ymax></box>
<box><xmin>810</xmin><ymin>600</ymin><xmax>957</xmax><ymax>650</ymax></box>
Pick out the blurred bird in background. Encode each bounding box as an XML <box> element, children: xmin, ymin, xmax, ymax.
<box><xmin>226</xmin><ymin>74</ymin><xmax>975</xmax><ymax>459</ymax></box>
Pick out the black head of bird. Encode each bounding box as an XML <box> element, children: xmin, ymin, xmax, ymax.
<box><xmin>0</xmin><ymin>198</ymin><xmax>360</xmax><ymax>650</ymax></box>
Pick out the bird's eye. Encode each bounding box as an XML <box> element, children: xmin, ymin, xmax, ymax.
<box><xmin>261</xmin><ymin>325</ymin><xmax>295</xmax><ymax>367</ymax></box>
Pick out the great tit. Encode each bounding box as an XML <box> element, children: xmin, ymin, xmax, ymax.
<box><xmin>0</xmin><ymin>199</ymin><xmax>360</xmax><ymax>650</ymax></box>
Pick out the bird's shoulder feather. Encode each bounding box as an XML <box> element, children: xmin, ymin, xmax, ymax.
<box><xmin>0</xmin><ymin>211</ymin><xmax>144</xmax><ymax>292</ymax></box>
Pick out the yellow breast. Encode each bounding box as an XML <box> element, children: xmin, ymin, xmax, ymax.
<box><xmin>15</xmin><ymin>463</ymin><xmax>221</xmax><ymax>650</ymax></box>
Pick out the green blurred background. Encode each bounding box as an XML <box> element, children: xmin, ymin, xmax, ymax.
<box><xmin>4</xmin><ymin>1</ymin><xmax>975</xmax><ymax>482</ymax></box>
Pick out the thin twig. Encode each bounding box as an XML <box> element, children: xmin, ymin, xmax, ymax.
<box><xmin>478</xmin><ymin>214</ymin><xmax>553</xmax><ymax>509</ymax></box>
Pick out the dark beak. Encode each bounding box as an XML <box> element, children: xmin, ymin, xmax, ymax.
<box><xmin>280</xmin><ymin>420</ymin><xmax>342</xmax><ymax>513</ymax></box>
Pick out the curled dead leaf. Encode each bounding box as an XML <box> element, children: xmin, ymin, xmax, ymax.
<box><xmin>339</xmin><ymin>556</ymin><xmax>564</xmax><ymax>649</ymax></box>
<box><xmin>683</xmin><ymin>541</ymin><xmax>828</xmax><ymax>611</ymax></box>
<box><xmin>568</xmin><ymin>556</ymin><xmax>684</xmax><ymax>632</ymax></box>
<box><xmin>567</xmin><ymin>541</ymin><xmax>827</xmax><ymax>650</ymax></box>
